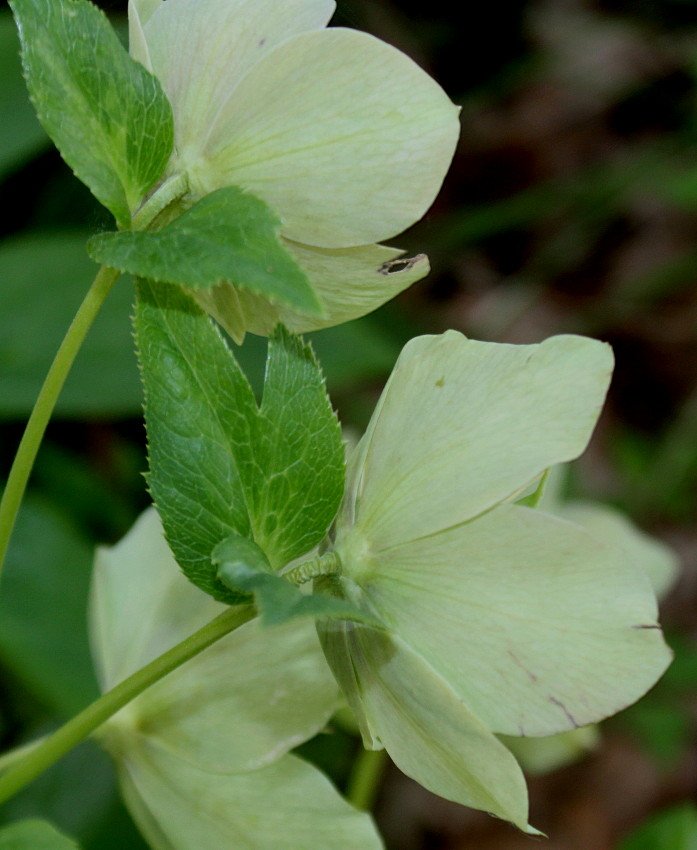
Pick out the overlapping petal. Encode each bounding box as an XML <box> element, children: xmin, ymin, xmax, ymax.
<box><xmin>90</xmin><ymin>508</ymin><xmax>382</xmax><ymax>847</ymax></box>
<box><xmin>352</xmin><ymin>503</ymin><xmax>671</xmax><ymax>737</ymax></box>
<box><xmin>117</xmin><ymin>741</ymin><xmax>383</xmax><ymax>850</ymax></box>
<box><xmin>557</xmin><ymin>502</ymin><xmax>679</xmax><ymax>599</ymax></box>
<box><xmin>319</xmin><ymin>621</ymin><xmax>535</xmax><ymax>831</ymax></box>
<box><xmin>90</xmin><ymin>509</ymin><xmax>339</xmax><ymax>772</ymax></box>
<box><xmin>139</xmin><ymin>0</ymin><xmax>335</xmax><ymax>161</ymax></box>
<box><xmin>497</xmin><ymin>471</ymin><xmax>679</xmax><ymax>775</ymax></box>
<box><xmin>194</xmin><ymin>242</ymin><xmax>429</xmax><ymax>341</ymax></box>
<box><xmin>339</xmin><ymin>332</ymin><xmax>614</xmax><ymax>553</ymax></box>
<box><xmin>195</xmin><ymin>28</ymin><xmax>461</xmax><ymax>248</ymax></box>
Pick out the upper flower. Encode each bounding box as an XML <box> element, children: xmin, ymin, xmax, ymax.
<box><xmin>317</xmin><ymin>331</ymin><xmax>672</xmax><ymax>831</ymax></box>
<box><xmin>129</xmin><ymin>0</ymin><xmax>461</xmax><ymax>339</ymax></box>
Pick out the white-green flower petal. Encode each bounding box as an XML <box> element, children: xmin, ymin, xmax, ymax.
<box><xmin>123</xmin><ymin>617</ymin><xmax>339</xmax><ymax>773</ymax></box>
<box><xmin>500</xmin><ymin>725</ymin><xmax>600</xmax><ymax>776</ymax></box>
<box><xmin>91</xmin><ymin>508</ymin><xmax>222</xmax><ymax>690</ymax></box>
<box><xmin>143</xmin><ymin>0</ymin><xmax>336</xmax><ymax>161</ymax></box>
<box><xmin>117</xmin><ymin>741</ymin><xmax>383</xmax><ymax>850</ymax></box>
<box><xmin>194</xmin><ymin>28</ymin><xmax>460</xmax><ymax>248</ymax></box>
<box><xmin>339</xmin><ymin>332</ymin><xmax>614</xmax><ymax>553</ymax></box>
<box><xmin>196</xmin><ymin>242</ymin><xmax>429</xmax><ymax>341</ymax></box>
<box><xmin>558</xmin><ymin>502</ymin><xmax>679</xmax><ymax>599</ymax></box>
<box><xmin>128</xmin><ymin>0</ymin><xmax>162</xmax><ymax>70</ymax></box>
<box><xmin>91</xmin><ymin>508</ymin><xmax>339</xmax><ymax>773</ymax></box>
<box><xmin>357</xmin><ymin>503</ymin><xmax>672</xmax><ymax>737</ymax></box>
<box><xmin>318</xmin><ymin>622</ymin><xmax>535</xmax><ymax>832</ymax></box>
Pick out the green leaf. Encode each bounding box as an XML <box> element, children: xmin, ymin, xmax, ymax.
<box><xmin>0</xmin><ymin>12</ymin><xmax>48</xmax><ymax>180</ymax></box>
<box><xmin>253</xmin><ymin>324</ymin><xmax>344</xmax><ymax>566</ymax></box>
<box><xmin>0</xmin><ymin>233</ymin><xmax>141</xmax><ymax>419</ymax></box>
<box><xmin>620</xmin><ymin>804</ymin><xmax>697</xmax><ymax>850</ymax></box>
<box><xmin>135</xmin><ymin>282</ymin><xmax>344</xmax><ymax>603</ymax></box>
<box><xmin>0</xmin><ymin>819</ymin><xmax>79</xmax><ymax>848</ymax></box>
<box><xmin>0</xmin><ymin>495</ymin><xmax>99</xmax><ymax>715</ymax></box>
<box><xmin>88</xmin><ymin>187</ymin><xmax>322</xmax><ymax>314</ymax></box>
<box><xmin>9</xmin><ymin>0</ymin><xmax>173</xmax><ymax>227</ymax></box>
<box><xmin>213</xmin><ymin>534</ymin><xmax>381</xmax><ymax>628</ymax></box>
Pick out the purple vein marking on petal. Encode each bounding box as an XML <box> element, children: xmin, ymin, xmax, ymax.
<box><xmin>508</xmin><ymin>649</ymin><xmax>538</xmax><ymax>684</ymax></box>
<box><xmin>549</xmin><ymin>696</ymin><xmax>579</xmax><ymax>728</ymax></box>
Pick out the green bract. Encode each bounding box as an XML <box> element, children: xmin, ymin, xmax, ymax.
<box><xmin>135</xmin><ymin>282</ymin><xmax>345</xmax><ymax>604</ymax></box>
<box><xmin>128</xmin><ymin>0</ymin><xmax>460</xmax><ymax>340</ymax></box>
<box><xmin>10</xmin><ymin>0</ymin><xmax>173</xmax><ymax>228</ymax></box>
<box><xmin>90</xmin><ymin>509</ymin><xmax>383</xmax><ymax>850</ymax></box>
<box><xmin>317</xmin><ymin>331</ymin><xmax>672</xmax><ymax>831</ymax></box>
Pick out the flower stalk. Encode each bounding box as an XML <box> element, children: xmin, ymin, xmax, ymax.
<box><xmin>0</xmin><ymin>264</ymin><xmax>121</xmax><ymax>582</ymax></box>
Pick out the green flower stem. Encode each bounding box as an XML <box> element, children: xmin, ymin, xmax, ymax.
<box><xmin>346</xmin><ymin>746</ymin><xmax>388</xmax><ymax>812</ymax></box>
<box><xmin>0</xmin><ymin>604</ymin><xmax>255</xmax><ymax>804</ymax></box>
<box><xmin>131</xmin><ymin>172</ymin><xmax>188</xmax><ymax>231</ymax></box>
<box><xmin>282</xmin><ymin>552</ymin><xmax>341</xmax><ymax>585</ymax></box>
<box><xmin>0</xmin><ymin>264</ymin><xmax>121</xmax><ymax>582</ymax></box>
<box><xmin>0</xmin><ymin>737</ymin><xmax>46</xmax><ymax>774</ymax></box>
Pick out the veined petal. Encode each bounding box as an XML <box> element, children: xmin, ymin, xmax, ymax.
<box><xmin>91</xmin><ymin>508</ymin><xmax>339</xmax><ymax>773</ymax></box>
<box><xmin>125</xmin><ymin>618</ymin><xmax>339</xmax><ymax>773</ymax></box>
<box><xmin>359</xmin><ymin>503</ymin><xmax>672</xmax><ymax>737</ymax></box>
<box><xmin>118</xmin><ymin>741</ymin><xmax>383</xmax><ymax>850</ymax></box>
<box><xmin>318</xmin><ymin>622</ymin><xmax>534</xmax><ymax>832</ymax></box>
<box><xmin>197</xmin><ymin>242</ymin><xmax>429</xmax><ymax>341</ymax></box>
<box><xmin>339</xmin><ymin>332</ymin><xmax>613</xmax><ymax>553</ymax></box>
<box><xmin>143</xmin><ymin>0</ymin><xmax>336</xmax><ymax>162</ymax></box>
<box><xmin>557</xmin><ymin>502</ymin><xmax>679</xmax><ymax>599</ymax></box>
<box><xmin>195</xmin><ymin>28</ymin><xmax>460</xmax><ymax>248</ymax></box>
<box><xmin>128</xmin><ymin>0</ymin><xmax>162</xmax><ymax>70</ymax></box>
<box><xmin>90</xmin><ymin>508</ymin><xmax>222</xmax><ymax>690</ymax></box>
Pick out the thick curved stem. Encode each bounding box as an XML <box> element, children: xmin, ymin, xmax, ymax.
<box><xmin>346</xmin><ymin>746</ymin><xmax>388</xmax><ymax>812</ymax></box>
<box><xmin>0</xmin><ymin>265</ymin><xmax>121</xmax><ymax>581</ymax></box>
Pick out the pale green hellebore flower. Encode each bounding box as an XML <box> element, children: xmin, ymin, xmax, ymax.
<box><xmin>317</xmin><ymin>331</ymin><xmax>673</xmax><ymax>832</ymax></box>
<box><xmin>501</xmin><ymin>467</ymin><xmax>679</xmax><ymax>775</ymax></box>
<box><xmin>128</xmin><ymin>0</ymin><xmax>461</xmax><ymax>342</ymax></box>
<box><xmin>89</xmin><ymin>508</ymin><xmax>383</xmax><ymax>850</ymax></box>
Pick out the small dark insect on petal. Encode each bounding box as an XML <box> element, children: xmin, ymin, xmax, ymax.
<box><xmin>378</xmin><ymin>253</ymin><xmax>426</xmax><ymax>275</ymax></box>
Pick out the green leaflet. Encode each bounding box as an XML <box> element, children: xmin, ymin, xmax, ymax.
<box><xmin>89</xmin><ymin>187</ymin><xmax>322</xmax><ymax>314</ymax></box>
<box><xmin>135</xmin><ymin>281</ymin><xmax>344</xmax><ymax>603</ymax></box>
<box><xmin>213</xmin><ymin>534</ymin><xmax>381</xmax><ymax>628</ymax></box>
<box><xmin>0</xmin><ymin>820</ymin><xmax>79</xmax><ymax>849</ymax></box>
<box><xmin>9</xmin><ymin>0</ymin><xmax>173</xmax><ymax>227</ymax></box>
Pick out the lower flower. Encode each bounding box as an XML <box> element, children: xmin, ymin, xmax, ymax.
<box><xmin>89</xmin><ymin>508</ymin><xmax>383</xmax><ymax>849</ymax></box>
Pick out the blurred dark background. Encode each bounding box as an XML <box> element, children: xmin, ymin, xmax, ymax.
<box><xmin>0</xmin><ymin>0</ymin><xmax>696</xmax><ymax>847</ymax></box>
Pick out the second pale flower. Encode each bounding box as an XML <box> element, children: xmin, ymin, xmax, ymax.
<box><xmin>129</xmin><ymin>0</ymin><xmax>461</xmax><ymax>340</ymax></box>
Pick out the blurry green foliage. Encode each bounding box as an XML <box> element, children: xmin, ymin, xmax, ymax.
<box><xmin>0</xmin><ymin>12</ymin><xmax>48</xmax><ymax>180</ymax></box>
<box><xmin>0</xmin><ymin>495</ymin><xmax>98</xmax><ymax>716</ymax></box>
<box><xmin>621</xmin><ymin>803</ymin><xmax>697</xmax><ymax>850</ymax></box>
